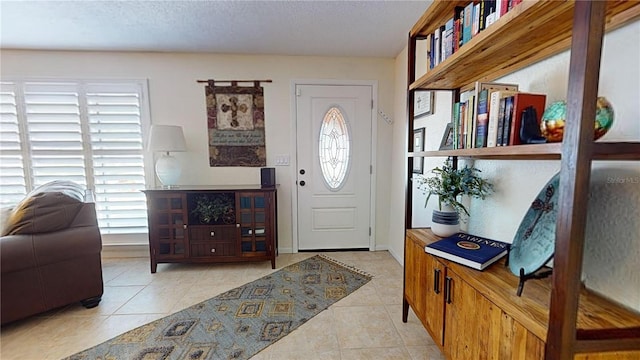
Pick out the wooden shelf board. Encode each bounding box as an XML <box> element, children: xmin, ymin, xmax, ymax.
<box><xmin>576</xmin><ymin>330</ymin><xmax>640</xmax><ymax>353</ymax></box>
<box><xmin>406</xmin><ymin>228</ymin><xmax>640</xmax><ymax>347</ymax></box>
<box><xmin>408</xmin><ymin>142</ymin><xmax>640</xmax><ymax>160</ymax></box>
<box><xmin>592</xmin><ymin>142</ymin><xmax>640</xmax><ymax>160</ymax></box>
<box><xmin>409</xmin><ymin>1</ymin><xmax>640</xmax><ymax>91</ymax></box>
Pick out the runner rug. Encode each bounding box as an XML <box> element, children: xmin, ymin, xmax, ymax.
<box><xmin>65</xmin><ymin>255</ymin><xmax>372</xmax><ymax>360</ymax></box>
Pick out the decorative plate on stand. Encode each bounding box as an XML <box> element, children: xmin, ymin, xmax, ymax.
<box><xmin>509</xmin><ymin>172</ymin><xmax>560</xmax><ymax>276</ymax></box>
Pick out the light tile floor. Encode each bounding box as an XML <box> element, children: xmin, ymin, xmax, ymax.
<box><xmin>0</xmin><ymin>251</ymin><xmax>445</xmax><ymax>360</ymax></box>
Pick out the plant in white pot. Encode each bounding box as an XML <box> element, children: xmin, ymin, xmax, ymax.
<box><xmin>416</xmin><ymin>158</ymin><xmax>493</xmax><ymax>237</ymax></box>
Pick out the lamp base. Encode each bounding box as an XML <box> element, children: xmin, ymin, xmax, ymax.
<box><xmin>155</xmin><ymin>153</ymin><xmax>182</xmax><ymax>187</ymax></box>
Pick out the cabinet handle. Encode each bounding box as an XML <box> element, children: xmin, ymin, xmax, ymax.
<box><xmin>183</xmin><ymin>224</ymin><xmax>187</xmax><ymax>229</ymax></box>
<box><xmin>236</xmin><ymin>224</ymin><xmax>240</xmax><ymax>228</ymax></box>
<box><xmin>445</xmin><ymin>276</ymin><xmax>452</xmax><ymax>304</ymax></box>
<box><xmin>211</xmin><ymin>248</ymin><xmax>216</xmax><ymax>253</ymax></box>
<box><xmin>210</xmin><ymin>231</ymin><xmax>215</xmax><ymax>237</ymax></box>
<box><xmin>434</xmin><ymin>269</ymin><xmax>441</xmax><ymax>294</ymax></box>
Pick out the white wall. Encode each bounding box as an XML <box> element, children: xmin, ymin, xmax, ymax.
<box><xmin>391</xmin><ymin>21</ymin><xmax>640</xmax><ymax>310</ymax></box>
<box><xmin>387</xmin><ymin>47</ymin><xmax>409</xmax><ymax>262</ymax></box>
<box><xmin>0</xmin><ymin>50</ymin><xmax>397</xmax><ymax>254</ymax></box>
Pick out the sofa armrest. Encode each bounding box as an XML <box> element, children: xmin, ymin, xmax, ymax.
<box><xmin>34</xmin><ymin>224</ymin><xmax>102</xmax><ymax>266</ymax></box>
<box><xmin>3</xmin><ymin>193</ymin><xmax>86</xmax><ymax>236</ymax></box>
<box><xmin>0</xmin><ymin>234</ymin><xmax>38</xmax><ymax>273</ymax></box>
<box><xmin>1</xmin><ymin>203</ymin><xmax>102</xmax><ymax>272</ymax></box>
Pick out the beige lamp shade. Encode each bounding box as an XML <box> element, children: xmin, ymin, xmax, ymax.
<box><xmin>147</xmin><ymin>125</ymin><xmax>187</xmax><ymax>153</ymax></box>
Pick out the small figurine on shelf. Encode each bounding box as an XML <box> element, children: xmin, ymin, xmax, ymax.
<box><xmin>519</xmin><ymin>106</ymin><xmax>547</xmax><ymax>144</ymax></box>
<box><xmin>540</xmin><ymin>97</ymin><xmax>614</xmax><ymax>142</ymax></box>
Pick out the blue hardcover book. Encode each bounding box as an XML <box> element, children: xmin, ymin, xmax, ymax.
<box><xmin>462</xmin><ymin>3</ymin><xmax>473</xmax><ymax>45</ymax></box>
<box><xmin>444</xmin><ymin>17</ymin><xmax>454</xmax><ymax>60</ymax></box>
<box><xmin>475</xmin><ymin>89</ymin><xmax>489</xmax><ymax>148</ymax></box>
<box><xmin>425</xmin><ymin>232</ymin><xmax>509</xmax><ymax>270</ymax></box>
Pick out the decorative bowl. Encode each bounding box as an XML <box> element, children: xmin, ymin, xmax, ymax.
<box><xmin>431</xmin><ymin>222</ymin><xmax>460</xmax><ymax>238</ymax></box>
<box><xmin>431</xmin><ymin>209</ymin><xmax>460</xmax><ymax>237</ymax></box>
<box><xmin>540</xmin><ymin>97</ymin><xmax>614</xmax><ymax>142</ymax></box>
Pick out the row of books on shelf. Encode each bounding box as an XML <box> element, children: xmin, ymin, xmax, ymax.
<box><xmin>428</xmin><ymin>0</ymin><xmax>522</xmax><ymax>69</ymax></box>
<box><xmin>452</xmin><ymin>81</ymin><xmax>547</xmax><ymax>149</ymax></box>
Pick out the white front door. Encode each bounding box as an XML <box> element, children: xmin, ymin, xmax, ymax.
<box><xmin>295</xmin><ymin>84</ymin><xmax>373</xmax><ymax>250</ymax></box>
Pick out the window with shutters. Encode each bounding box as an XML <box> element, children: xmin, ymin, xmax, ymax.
<box><xmin>0</xmin><ymin>80</ymin><xmax>151</xmax><ymax>235</ymax></box>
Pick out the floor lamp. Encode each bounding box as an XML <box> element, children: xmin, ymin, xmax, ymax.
<box><xmin>148</xmin><ymin>125</ymin><xmax>187</xmax><ymax>188</ymax></box>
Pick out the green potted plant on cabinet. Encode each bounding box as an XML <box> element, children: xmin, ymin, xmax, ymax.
<box><xmin>416</xmin><ymin>157</ymin><xmax>493</xmax><ymax>237</ymax></box>
<box><xmin>190</xmin><ymin>194</ymin><xmax>235</xmax><ymax>224</ymax></box>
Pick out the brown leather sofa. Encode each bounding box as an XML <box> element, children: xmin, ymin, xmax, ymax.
<box><xmin>1</xmin><ymin>181</ymin><xmax>104</xmax><ymax>325</ymax></box>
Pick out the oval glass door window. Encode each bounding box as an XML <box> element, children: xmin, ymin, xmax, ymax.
<box><xmin>318</xmin><ymin>106</ymin><xmax>351</xmax><ymax>190</ymax></box>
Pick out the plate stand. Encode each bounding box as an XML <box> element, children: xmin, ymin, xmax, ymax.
<box><xmin>505</xmin><ymin>250</ymin><xmax>553</xmax><ymax>296</ymax></box>
<box><xmin>516</xmin><ymin>267</ymin><xmax>553</xmax><ymax>297</ymax></box>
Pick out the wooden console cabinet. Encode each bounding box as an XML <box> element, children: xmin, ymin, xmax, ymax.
<box><xmin>143</xmin><ymin>186</ymin><xmax>277</xmax><ymax>273</ymax></box>
<box><xmin>403</xmin><ymin>229</ymin><xmax>640</xmax><ymax>360</ymax></box>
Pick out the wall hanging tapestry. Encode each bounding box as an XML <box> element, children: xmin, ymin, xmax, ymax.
<box><xmin>202</xmin><ymin>79</ymin><xmax>271</xmax><ymax>167</ymax></box>
<box><xmin>64</xmin><ymin>255</ymin><xmax>372</xmax><ymax>360</ymax></box>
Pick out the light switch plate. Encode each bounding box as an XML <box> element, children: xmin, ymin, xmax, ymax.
<box><xmin>275</xmin><ymin>154</ymin><xmax>290</xmax><ymax>166</ymax></box>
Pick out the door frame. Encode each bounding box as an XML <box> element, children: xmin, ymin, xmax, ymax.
<box><xmin>289</xmin><ymin>79</ymin><xmax>378</xmax><ymax>253</ymax></box>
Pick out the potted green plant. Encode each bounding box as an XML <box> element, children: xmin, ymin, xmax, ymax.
<box><xmin>190</xmin><ymin>194</ymin><xmax>235</xmax><ymax>224</ymax></box>
<box><xmin>416</xmin><ymin>158</ymin><xmax>493</xmax><ymax>236</ymax></box>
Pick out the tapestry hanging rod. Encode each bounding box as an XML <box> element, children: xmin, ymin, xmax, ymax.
<box><xmin>196</xmin><ymin>79</ymin><xmax>273</xmax><ymax>84</ymax></box>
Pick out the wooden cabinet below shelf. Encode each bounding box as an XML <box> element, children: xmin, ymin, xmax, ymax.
<box><xmin>402</xmin><ymin>229</ymin><xmax>640</xmax><ymax>360</ymax></box>
<box><xmin>405</xmin><ymin>233</ymin><xmax>444</xmax><ymax>346</ymax></box>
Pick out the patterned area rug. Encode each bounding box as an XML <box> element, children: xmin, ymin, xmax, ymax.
<box><xmin>65</xmin><ymin>255</ymin><xmax>372</xmax><ymax>360</ymax></box>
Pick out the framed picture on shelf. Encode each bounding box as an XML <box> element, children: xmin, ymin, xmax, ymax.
<box><xmin>413</xmin><ymin>128</ymin><xmax>425</xmax><ymax>174</ymax></box>
<box><xmin>414</xmin><ymin>90</ymin><xmax>435</xmax><ymax>118</ymax></box>
<box><xmin>439</xmin><ymin>123</ymin><xmax>454</xmax><ymax>150</ymax></box>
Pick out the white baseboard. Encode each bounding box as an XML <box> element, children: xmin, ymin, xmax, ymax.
<box><xmin>102</xmin><ymin>244</ymin><xmax>149</xmax><ymax>258</ymax></box>
<box><xmin>387</xmin><ymin>246</ymin><xmax>403</xmax><ymax>266</ymax></box>
<box><xmin>279</xmin><ymin>247</ymin><xmax>389</xmax><ymax>254</ymax></box>
<box><xmin>374</xmin><ymin>244</ymin><xmax>388</xmax><ymax>252</ymax></box>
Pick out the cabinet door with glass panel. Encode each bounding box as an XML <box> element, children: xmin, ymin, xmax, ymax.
<box><xmin>146</xmin><ymin>191</ymin><xmax>188</xmax><ymax>267</ymax></box>
<box><xmin>238</xmin><ymin>191</ymin><xmax>273</xmax><ymax>257</ymax></box>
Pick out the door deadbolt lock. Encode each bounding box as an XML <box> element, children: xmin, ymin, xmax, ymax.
<box><xmin>299</xmin><ymin>180</ymin><xmax>306</xmax><ymax>186</ymax></box>
<box><xmin>299</xmin><ymin>169</ymin><xmax>305</xmax><ymax>175</ymax></box>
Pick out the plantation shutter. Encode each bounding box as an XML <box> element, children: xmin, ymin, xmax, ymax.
<box><xmin>23</xmin><ymin>82</ymin><xmax>87</xmax><ymax>187</ymax></box>
<box><xmin>0</xmin><ymin>80</ymin><xmax>149</xmax><ymax>235</ymax></box>
<box><xmin>0</xmin><ymin>82</ymin><xmax>28</xmax><ymax>205</ymax></box>
<box><xmin>85</xmin><ymin>83</ymin><xmax>148</xmax><ymax>234</ymax></box>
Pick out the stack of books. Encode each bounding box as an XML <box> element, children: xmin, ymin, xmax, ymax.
<box><xmin>427</xmin><ymin>0</ymin><xmax>523</xmax><ymax>70</ymax></box>
<box><xmin>452</xmin><ymin>81</ymin><xmax>547</xmax><ymax>149</ymax></box>
<box><xmin>425</xmin><ymin>232</ymin><xmax>509</xmax><ymax>270</ymax></box>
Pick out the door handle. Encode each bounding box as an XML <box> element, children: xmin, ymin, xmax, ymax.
<box><xmin>299</xmin><ymin>180</ymin><xmax>306</xmax><ymax>186</ymax></box>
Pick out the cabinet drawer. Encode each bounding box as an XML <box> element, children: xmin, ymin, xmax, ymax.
<box><xmin>190</xmin><ymin>242</ymin><xmax>236</xmax><ymax>257</ymax></box>
<box><xmin>189</xmin><ymin>226</ymin><xmax>236</xmax><ymax>242</ymax></box>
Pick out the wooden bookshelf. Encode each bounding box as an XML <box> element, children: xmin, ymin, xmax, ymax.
<box><xmin>402</xmin><ymin>1</ymin><xmax>640</xmax><ymax>359</ymax></box>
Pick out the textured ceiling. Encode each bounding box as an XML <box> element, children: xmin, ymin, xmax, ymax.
<box><xmin>0</xmin><ymin>0</ymin><xmax>431</xmax><ymax>58</ymax></box>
